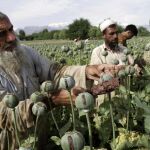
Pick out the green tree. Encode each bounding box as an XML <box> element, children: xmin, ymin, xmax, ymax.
<box><xmin>138</xmin><ymin>26</ymin><xmax>150</xmax><ymax>36</ymax></box>
<box><xmin>42</xmin><ymin>29</ymin><xmax>48</xmax><ymax>33</ymax></box>
<box><xmin>53</xmin><ymin>31</ymin><xmax>59</xmax><ymax>39</ymax></box>
<box><xmin>67</xmin><ymin>18</ymin><xmax>91</xmax><ymax>40</ymax></box>
<box><xmin>18</xmin><ymin>29</ymin><xmax>26</xmax><ymax>40</ymax></box>
<box><xmin>88</xmin><ymin>26</ymin><xmax>98</xmax><ymax>39</ymax></box>
<box><xmin>117</xmin><ymin>24</ymin><xmax>124</xmax><ymax>33</ymax></box>
<box><xmin>58</xmin><ymin>29</ymin><xmax>67</xmax><ymax>39</ymax></box>
<box><xmin>88</xmin><ymin>26</ymin><xmax>102</xmax><ymax>39</ymax></box>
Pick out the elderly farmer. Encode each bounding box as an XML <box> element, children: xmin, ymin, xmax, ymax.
<box><xmin>0</xmin><ymin>12</ymin><xmax>123</xmax><ymax>150</ymax></box>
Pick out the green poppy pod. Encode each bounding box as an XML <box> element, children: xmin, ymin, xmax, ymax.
<box><xmin>59</xmin><ymin>75</ymin><xmax>75</xmax><ymax>90</ymax></box>
<box><xmin>30</xmin><ymin>91</ymin><xmax>44</xmax><ymax>103</ymax></box>
<box><xmin>76</xmin><ymin>41</ymin><xmax>84</xmax><ymax>49</ymax></box>
<box><xmin>75</xmin><ymin>92</ymin><xmax>95</xmax><ymax>111</ymax></box>
<box><xmin>61</xmin><ymin>45</ymin><xmax>70</xmax><ymax>53</ymax></box>
<box><xmin>125</xmin><ymin>66</ymin><xmax>135</xmax><ymax>75</ymax></box>
<box><xmin>123</xmin><ymin>48</ymin><xmax>131</xmax><ymax>55</ymax></box>
<box><xmin>101</xmin><ymin>50</ymin><xmax>108</xmax><ymax>57</ymax></box>
<box><xmin>129</xmin><ymin>66</ymin><xmax>135</xmax><ymax>75</ymax></box>
<box><xmin>2</xmin><ymin>93</ymin><xmax>19</xmax><ymax>108</ymax></box>
<box><xmin>121</xmin><ymin>55</ymin><xmax>127</xmax><ymax>63</ymax></box>
<box><xmin>101</xmin><ymin>73</ymin><xmax>113</xmax><ymax>82</ymax></box>
<box><xmin>32</xmin><ymin>102</ymin><xmax>47</xmax><ymax>116</ymax></box>
<box><xmin>111</xmin><ymin>59</ymin><xmax>119</xmax><ymax>65</ymax></box>
<box><xmin>118</xmin><ymin>70</ymin><xmax>126</xmax><ymax>78</ymax></box>
<box><xmin>40</xmin><ymin>81</ymin><xmax>54</xmax><ymax>93</ymax></box>
<box><xmin>61</xmin><ymin>131</ymin><xmax>85</xmax><ymax>150</ymax></box>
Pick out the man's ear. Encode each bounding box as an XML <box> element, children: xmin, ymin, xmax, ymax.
<box><xmin>103</xmin><ymin>33</ymin><xmax>105</xmax><ymax>38</ymax></box>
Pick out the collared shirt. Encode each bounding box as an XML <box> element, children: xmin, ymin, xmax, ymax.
<box><xmin>90</xmin><ymin>43</ymin><xmax>134</xmax><ymax>107</ymax></box>
<box><xmin>90</xmin><ymin>43</ymin><xmax>134</xmax><ymax>65</ymax></box>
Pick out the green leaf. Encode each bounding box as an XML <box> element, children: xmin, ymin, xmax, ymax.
<box><xmin>59</xmin><ymin>119</ymin><xmax>71</xmax><ymax>137</ymax></box>
<box><xmin>144</xmin><ymin>115</ymin><xmax>150</xmax><ymax>134</ymax></box>
<box><xmin>133</xmin><ymin>95</ymin><xmax>150</xmax><ymax>115</ymax></box>
<box><xmin>119</xmin><ymin>85</ymin><xmax>127</xmax><ymax>94</ymax></box>
<box><xmin>50</xmin><ymin>136</ymin><xmax>61</xmax><ymax>146</ymax></box>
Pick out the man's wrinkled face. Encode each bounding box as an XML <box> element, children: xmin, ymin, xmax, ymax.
<box><xmin>0</xmin><ymin>17</ymin><xmax>17</xmax><ymax>51</ymax></box>
<box><xmin>103</xmin><ymin>25</ymin><xmax>118</xmax><ymax>47</ymax></box>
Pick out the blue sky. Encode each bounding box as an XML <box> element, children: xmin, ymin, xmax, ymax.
<box><xmin>1</xmin><ymin>0</ymin><xmax>150</xmax><ymax>29</ymax></box>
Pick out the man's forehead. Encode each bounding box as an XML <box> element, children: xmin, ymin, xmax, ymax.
<box><xmin>0</xmin><ymin>17</ymin><xmax>12</xmax><ymax>31</ymax></box>
<box><xmin>106</xmin><ymin>26</ymin><xmax>117</xmax><ymax>33</ymax></box>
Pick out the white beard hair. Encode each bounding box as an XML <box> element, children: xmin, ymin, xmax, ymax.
<box><xmin>0</xmin><ymin>42</ymin><xmax>26</xmax><ymax>84</ymax></box>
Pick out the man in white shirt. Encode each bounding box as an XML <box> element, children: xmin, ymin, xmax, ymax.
<box><xmin>90</xmin><ymin>18</ymin><xmax>135</xmax><ymax>106</ymax></box>
<box><xmin>90</xmin><ymin>18</ymin><xmax>134</xmax><ymax>65</ymax></box>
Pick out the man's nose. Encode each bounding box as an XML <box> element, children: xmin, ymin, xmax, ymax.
<box><xmin>6</xmin><ymin>31</ymin><xmax>16</xmax><ymax>42</ymax></box>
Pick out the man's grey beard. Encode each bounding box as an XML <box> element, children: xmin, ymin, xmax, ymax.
<box><xmin>0</xmin><ymin>41</ymin><xmax>24</xmax><ymax>75</ymax></box>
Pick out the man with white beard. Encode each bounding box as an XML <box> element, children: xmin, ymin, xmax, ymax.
<box><xmin>0</xmin><ymin>12</ymin><xmax>123</xmax><ymax>150</ymax></box>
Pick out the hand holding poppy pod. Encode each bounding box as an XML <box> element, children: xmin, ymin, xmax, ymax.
<box><xmin>85</xmin><ymin>64</ymin><xmax>125</xmax><ymax>81</ymax></box>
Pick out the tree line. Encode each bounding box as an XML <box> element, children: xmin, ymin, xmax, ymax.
<box><xmin>18</xmin><ymin>18</ymin><xmax>150</xmax><ymax>41</ymax></box>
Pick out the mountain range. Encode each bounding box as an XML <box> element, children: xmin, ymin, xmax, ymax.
<box><xmin>15</xmin><ymin>23</ymin><xmax>68</xmax><ymax>35</ymax></box>
<box><xmin>15</xmin><ymin>24</ymin><xmax>150</xmax><ymax>35</ymax></box>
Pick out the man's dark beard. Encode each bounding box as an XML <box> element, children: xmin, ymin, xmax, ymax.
<box><xmin>109</xmin><ymin>42</ymin><xmax>118</xmax><ymax>49</ymax></box>
<box><xmin>105</xmin><ymin>40</ymin><xmax>118</xmax><ymax>50</ymax></box>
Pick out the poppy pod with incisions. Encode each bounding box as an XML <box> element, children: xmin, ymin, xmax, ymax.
<box><xmin>75</xmin><ymin>92</ymin><xmax>95</xmax><ymax>111</ymax></box>
<box><xmin>59</xmin><ymin>75</ymin><xmax>75</xmax><ymax>90</ymax></box>
<box><xmin>61</xmin><ymin>131</ymin><xmax>85</xmax><ymax>150</ymax></box>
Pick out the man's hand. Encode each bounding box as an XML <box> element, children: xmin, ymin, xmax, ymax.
<box><xmin>91</xmin><ymin>78</ymin><xmax>120</xmax><ymax>95</ymax></box>
<box><xmin>85</xmin><ymin>64</ymin><xmax>124</xmax><ymax>81</ymax></box>
<box><xmin>51</xmin><ymin>86</ymin><xmax>86</xmax><ymax>105</ymax></box>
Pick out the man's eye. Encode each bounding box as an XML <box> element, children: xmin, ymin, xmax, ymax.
<box><xmin>0</xmin><ymin>31</ymin><xmax>6</xmax><ymax>38</ymax></box>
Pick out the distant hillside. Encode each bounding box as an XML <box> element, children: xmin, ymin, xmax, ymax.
<box><xmin>15</xmin><ymin>24</ymin><xmax>68</xmax><ymax>35</ymax></box>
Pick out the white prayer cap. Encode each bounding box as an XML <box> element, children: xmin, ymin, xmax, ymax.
<box><xmin>99</xmin><ymin>18</ymin><xmax>116</xmax><ymax>32</ymax></box>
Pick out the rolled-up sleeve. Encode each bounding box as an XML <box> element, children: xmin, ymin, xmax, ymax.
<box><xmin>62</xmin><ymin>65</ymin><xmax>87</xmax><ymax>89</ymax></box>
